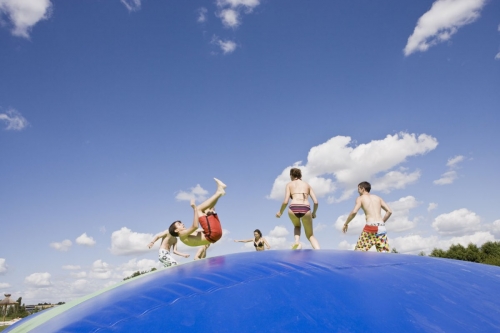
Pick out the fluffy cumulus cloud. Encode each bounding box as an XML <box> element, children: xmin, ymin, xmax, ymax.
<box><xmin>176</xmin><ymin>184</ymin><xmax>209</xmax><ymax>202</ymax></box>
<box><xmin>432</xmin><ymin>208</ymin><xmax>481</xmax><ymax>236</ymax></box>
<box><xmin>0</xmin><ymin>282</ymin><xmax>11</xmax><ymax>289</ymax></box>
<box><xmin>0</xmin><ymin>109</ymin><xmax>29</xmax><ymax>130</ymax></box>
<box><xmin>90</xmin><ymin>260</ymin><xmax>112</xmax><ymax>279</ymax></box>
<box><xmin>269</xmin><ymin>133</ymin><xmax>438</xmax><ymax>203</ymax></box>
<box><xmin>265</xmin><ymin>225</ymin><xmax>290</xmax><ymax>249</ymax></box>
<box><xmin>0</xmin><ymin>258</ymin><xmax>7</xmax><ymax>275</ymax></box>
<box><xmin>391</xmin><ymin>231</ymin><xmax>495</xmax><ymax>254</ymax></box>
<box><xmin>110</xmin><ymin>227</ymin><xmax>153</xmax><ymax>255</ymax></box>
<box><xmin>49</xmin><ymin>239</ymin><xmax>72</xmax><ymax>252</ymax></box>
<box><xmin>75</xmin><ymin>233</ymin><xmax>96</xmax><ymax>246</ymax></box>
<box><xmin>117</xmin><ymin>258</ymin><xmax>161</xmax><ymax>279</ymax></box>
<box><xmin>434</xmin><ymin>155</ymin><xmax>465</xmax><ymax>185</ymax></box>
<box><xmin>488</xmin><ymin>220</ymin><xmax>500</xmax><ymax>237</ymax></box>
<box><xmin>216</xmin><ymin>0</ymin><xmax>260</xmax><ymax>28</ymax></box>
<box><xmin>120</xmin><ymin>0</ymin><xmax>141</xmax><ymax>12</ymax></box>
<box><xmin>71</xmin><ymin>279</ymin><xmax>89</xmax><ymax>292</ymax></box>
<box><xmin>404</xmin><ymin>0</ymin><xmax>487</xmax><ymax>56</ymax></box>
<box><xmin>0</xmin><ymin>0</ymin><xmax>52</xmax><ymax>38</ymax></box>
<box><xmin>25</xmin><ymin>272</ymin><xmax>51</xmax><ymax>287</ymax></box>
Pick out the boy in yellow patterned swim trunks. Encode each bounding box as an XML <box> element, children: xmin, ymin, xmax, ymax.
<box><xmin>342</xmin><ymin>181</ymin><xmax>393</xmax><ymax>253</ymax></box>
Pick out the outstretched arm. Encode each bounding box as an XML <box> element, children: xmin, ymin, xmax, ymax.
<box><xmin>342</xmin><ymin>197</ymin><xmax>362</xmax><ymax>233</ymax></box>
<box><xmin>234</xmin><ymin>239</ymin><xmax>253</xmax><ymax>243</ymax></box>
<box><xmin>380</xmin><ymin>199</ymin><xmax>392</xmax><ymax>223</ymax></box>
<box><xmin>276</xmin><ymin>184</ymin><xmax>291</xmax><ymax>218</ymax></box>
<box><xmin>172</xmin><ymin>242</ymin><xmax>190</xmax><ymax>258</ymax></box>
<box><xmin>263</xmin><ymin>237</ymin><xmax>271</xmax><ymax>249</ymax></box>
<box><xmin>309</xmin><ymin>187</ymin><xmax>319</xmax><ymax>219</ymax></box>
<box><xmin>148</xmin><ymin>230</ymin><xmax>168</xmax><ymax>249</ymax></box>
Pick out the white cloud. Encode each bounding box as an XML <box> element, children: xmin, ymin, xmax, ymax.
<box><xmin>386</xmin><ymin>196</ymin><xmax>420</xmax><ymax>232</ymax></box>
<box><xmin>75</xmin><ymin>233</ymin><xmax>96</xmax><ymax>246</ymax></box>
<box><xmin>120</xmin><ymin>0</ymin><xmax>141</xmax><ymax>12</ymax></box>
<box><xmin>216</xmin><ymin>0</ymin><xmax>260</xmax><ymax>28</ymax></box>
<box><xmin>197</xmin><ymin>7</ymin><xmax>207</xmax><ymax>23</ymax></box>
<box><xmin>0</xmin><ymin>108</ymin><xmax>28</xmax><ymax>130</ymax></box>
<box><xmin>0</xmin><ymin>258</ymin><xmax>7</xmax><ymax>275</ymax></box>
<box><xmin>25</xmin><ymin>272</ymin><xmax>51</xmax><ymax>287</ymax></box>
<box><xmin>337</xmin><ymin>240</ymin><xmax>354</xmax><ymax>250</ymax></box>
<box><xmin>432</xmin><ymin>208</ymin><xmax>480</xmax><ymax>236</ymax></box>
<box><xmin>175</xmin><ymin>184</ymin><xmax>209</xmax><ymax>202</ymax></box>
<box><xmin>428</xmin><ymin>202</ymin><xmax>438</xmax><ymax>212</ymax></box>
<box><xmin>446</xmin><ymin>155</ymin><xmax>464</xmax><ymax>167</ymax></box>
<box><xmin>72</xmin><ymin>279</ymin><xmax>89</xmax><ymax>291</ymax></box>
<box><xmin>49</xmin><ymin>239</ymin><xmax>72</xmax><ymax>252</ymax></box>
<box><xmin>117</xmin><ymin>258</ymin><xmax>160</xmax><ymax>279</ymax></box>
<box><xmin>90</xmin><ymin>260</ymin><xmax>112</xmax><ymax>280</ymax></box>
<box><xmin>371</xmin><ymin>169</ymin><xmax>421</xmax><ymax>194</ymax></box>
<box><xmin>211</xmin><ymin>36</ymin><xmax>238</xmax><ymax>54</ymax></box>
<box><xmin>70</xmin><ymin>271</ymin><xmax>87</xmax><ymax>278</ymax></box>
<box><xmin>334</xmin><ymin>213</ymin><xmax>366</xmax><ymax>234</ymax></box>
<box><xmin>218</xmin><ymin>9</ymin><xmax>240</xmax><ymax>28</ymax></box>
<box><xmin>495</xmin><ymin>52</ymin><xmax>500</xmax><ymax>60</ymax></box>
<box><xmin>62</xmin><ymin>265</ymin><xmax>81</xmax><ymax>270</ymax></box>
<box><xmin>0</xmin><ymin>0</ymin><xmax>52</xmax><ymax>38</ymax></box>
<box><xmin>434</xmin><ymin>155</ymin><xmax>466</xmax><ymax>185</ymax></box>
<box><xmin>0</xmin><ymin>282</ymin><xmax>11</xmax><ymax>289</ymax></box>
<box><xmin>487</xmin><ymin>219</ymin><xmax>500</xmax><ymax>237</ymax></box>
<box><xmin>433</xmin><ymin>170</ymin><xmax>457</xmax><ymax>185</ymax></box>
<box><xmin>253</xmin><ymin>225</ymin><xmax>290</xmax><ymax>250</ymax></box>
<box><xmin>391</xmin><ymin>234</ymin><xmax>440</xmax><ymax>254</ymax></box>
<box><xmin>110</xmin><ymin>227</ymin><xmax>153</xmax><ymax>256</ymax></box>
<box><xmin>441</xmin><ymin>231</ymin><xmax>495</xmax><ymax>249</ymax></box>
<box><xmin>392</xmin><ymin>231</ymin><xmax>495</xmax><ymax>254</ymax></box>
<box><xmin>269</xmin><ymin>133</ymin><xmax>438</xmax><ymax>203</ymax></box>
<box><xmin>404</xmin><ymin>0</ymin><xmax>487</xmax><ymax>56</ymax></box>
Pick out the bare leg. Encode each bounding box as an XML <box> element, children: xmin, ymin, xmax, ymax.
<box><xmin>196</xmin><ymin>178</ymin><xmax>226</xmax><ymax>213</ymax></box>
<box><xmin>288</xmin><ymin>209</ymin><xmax>302</xmax><ymax>249</ymax></box>
<box><xmin>194</xmin><ymin>247</ymin><xmax>204</xmax><ymax>260</ymax></box>
<box><xmin>302</xmin><ymin>212</ymin><xmax>320</xmax><ymax>249</ymax></box>
<box><xmin>194</xmin><ymin>244</ymin><xmax>210</xmax><ymax>260</ymax></box>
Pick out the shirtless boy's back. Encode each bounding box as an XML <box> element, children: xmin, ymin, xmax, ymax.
<box><xmin>342</xmin><ymin>181</ymin><xmax>392</xmax><ymax>252</ymax></box>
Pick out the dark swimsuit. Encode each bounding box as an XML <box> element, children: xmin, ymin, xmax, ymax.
<box><xmin>254</xmin><ymin>240</ymin><xmax>264</xmax><ymax>248</ymax></box>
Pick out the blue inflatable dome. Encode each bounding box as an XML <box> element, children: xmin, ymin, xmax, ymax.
<box><xmin>6</xmin><ymin>250</ymin><xmax>500</xmax><ymax>332</ymax></box>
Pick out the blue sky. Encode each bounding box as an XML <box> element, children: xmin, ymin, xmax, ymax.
<box><xmin>1</xmin><ymin>0</ymin><xmax>499</xmax><ymax>304</ymax></box>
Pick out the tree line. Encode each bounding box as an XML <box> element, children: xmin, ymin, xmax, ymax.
<box><xmin>392</xmin><ymin>241</ymin><xmax>500</xmax><ymax>267</ymax></box>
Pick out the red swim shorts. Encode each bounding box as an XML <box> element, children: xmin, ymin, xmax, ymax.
<box><xmin>199</xmin><ymin>213</ymin><xmax>223</xmax><ymax>243</ymax></box>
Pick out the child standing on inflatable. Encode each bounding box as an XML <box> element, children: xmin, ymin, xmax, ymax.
<box><xmin>147</xmin><ymin>229</ymin><xmax>190</xmax><ymax>267</ymax></box>
<box><xmin>169</xmin><ymin>178</ymin><xmax>227</xmax><ymax>247</ymax></box>
<box><xmin>342</xmin><ymin>181</ymin><xmax>393</xmax><ymax>252</ymax></box>
<box><xmin>276</xmin><ymin>168</ymin><xmax>320</xmax><ymax>249</ymax></box>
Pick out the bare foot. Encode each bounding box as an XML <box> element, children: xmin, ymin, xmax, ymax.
<box><xmin>214</xmin><ymin>178</ymin><xmax>226</xmax><ymax>195</ymax></box>
<box><xmin>292</xmin><ymin>243</ymin><xmax>302</xmax><ymax>250</ymax></box>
